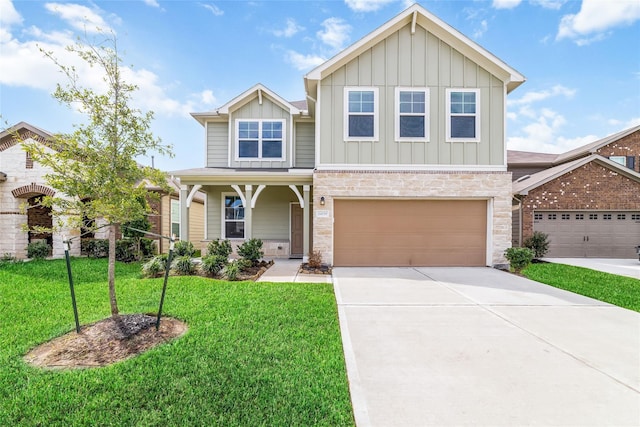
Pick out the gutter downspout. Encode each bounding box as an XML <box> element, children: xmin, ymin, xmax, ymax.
<box><xmin>512</xmin><ymin>195</ymin><xmax>524</xmax><ymax>247</ymax></box>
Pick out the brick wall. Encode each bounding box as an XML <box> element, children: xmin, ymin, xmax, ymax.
<box><xmin>595</xmin><ymin>130</ymin><xmax>640</xmax><ymax>173</ymax></box>
<box><xmin>312</xmin><ymin>170</ymin><xmax>513</xmax><ymax>266</ymax></box>
<box><xmin>520</xmin><ymin>162</ymin><xmax>640</xmax><ymax>240</ymax></box>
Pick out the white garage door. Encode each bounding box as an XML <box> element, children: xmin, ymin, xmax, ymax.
<box><xmin>533</xmin><ymin>211</ymin><xmax>640</xmax><ymax>258</ymax></box>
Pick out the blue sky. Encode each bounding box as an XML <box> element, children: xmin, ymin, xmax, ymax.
<box><xmin>1</xmin><ymin>0</ymin><xmax>639</xmax><ymax>171</ymax></box>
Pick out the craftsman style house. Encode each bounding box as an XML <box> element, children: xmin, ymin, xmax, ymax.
<box><xmin>173</xmin><ymin>4</ymin><xmax>525</xmax><ymax>267</ymax></box>
<box><xmin>510</xmin><ymin>125</ymin><xmax>640</xmax><ymax>258</ymax></box>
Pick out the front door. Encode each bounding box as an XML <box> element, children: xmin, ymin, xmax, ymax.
<box><xmin>290</xmin><ymin>204</ymin><xmax>303</xmax><ymax>258</ymax></box>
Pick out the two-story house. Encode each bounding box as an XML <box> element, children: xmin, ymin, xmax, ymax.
<box><xmin>173</xmin><ymin>4</ymin><xmax>525</xmax><ymax>267</ymax></box>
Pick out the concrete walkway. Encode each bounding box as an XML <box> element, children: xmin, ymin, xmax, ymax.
<box><xmin>543</xmin><ymin>257</ymin><xmax>640</xmax><ymax>280</ymax></box>
<box><xmin>334</xmin><ymin>267</ymin><xmax>640</xmax><ymax>426</ymax></box>
<box><xmin>256</xmin><ymin>258</ymin><xmax>332</xmax><ymax>283</ymax></box>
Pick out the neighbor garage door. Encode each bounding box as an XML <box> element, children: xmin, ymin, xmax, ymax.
<box><xmin>333</xmin><ymin>199</ymin><xmax>487</xmax><ymax>267</ymax></box>
<box><xmin>534</xmin><ymin>211</ymin><xmax>640</xmax><ymax>258</ymax></box>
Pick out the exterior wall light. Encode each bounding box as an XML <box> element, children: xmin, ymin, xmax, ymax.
<box><xmin>320</xmin><ymin>196</ymin><xmax>325</xmax><ymax>206</ymax></box>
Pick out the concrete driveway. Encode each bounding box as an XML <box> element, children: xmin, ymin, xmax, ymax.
<box><xmin>333</xmin><ymin>267</ymin><xmax>640</xmax><ymax>426</ymax></box>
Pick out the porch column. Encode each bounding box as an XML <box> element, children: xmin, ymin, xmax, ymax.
<box><xmin>244</xmin><ymin>185</ymin><xmax>253</xmax><ymax>239</ymax></box>
<box><xmin>179</xmin><ymin>185</ymin><xmax>189</xmax><ymax>241</ymax></box>
<box><xmin>303</xmin><ymin>185</ymin><xmax>310</xmax><ymax>262</ymax></box>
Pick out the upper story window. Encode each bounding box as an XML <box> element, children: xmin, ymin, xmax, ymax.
<box><xmin>395</xmin><ymin>87</ymin><xmax>429</xmax><ymax>142</ymax></box>
<box><xmin>446</xmin><ymin>89</ymin><xmax>480</xmax><ymax>142</ymax></box>
<box><xmin>236</xmin><ymin>120</ymin><xmax>285</xmax><ymax>160</ymax></box>
<box><xmin>344</xmin><ymin>87</ymin><xmax>378</xmax><ymax>141</ymax></box>
<box><xmin>609</xmin><ymin>155</ymin><xmax>636</xmax><ymax>170</ymax></box>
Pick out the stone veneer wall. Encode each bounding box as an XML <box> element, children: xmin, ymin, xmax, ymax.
<box><xmin>312</xmin><ymin>170</ymin><xmax>513</xmax><ymax>267</ymax></box>
<box><xmin>520</xmin><ymin>162</ymin><xmax>640</xmax><ymax>241</ymax></box>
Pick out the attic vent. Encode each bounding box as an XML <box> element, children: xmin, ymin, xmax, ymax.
<box><xmin>515</xmin><ymin>174</ymin><xmax>530</xmax><ymax>182</ymax></box>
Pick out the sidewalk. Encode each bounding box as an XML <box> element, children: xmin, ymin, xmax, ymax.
<box><xmin>257</xmin><ymin>259</ymin><xmax>332</xmax><ymax>283</ymax></box>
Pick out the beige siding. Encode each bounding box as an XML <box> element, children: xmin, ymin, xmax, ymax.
<box><xmin>160</xmin><ymin>195</ymin><xmax>171</xmax><ymax>252</ymax></box>
<box><xmin>188</xmin><ymin>200</ymin><xmax>205</xmax><ymax>248</ymax></box>
<box><xmin>295</xmin><ymin>122</ymin><xmax>315</xmax><ymax>168</ymax></box>
<box><xmin>318</xmin><ymin>23</ymin><xmax>505</xmax><ymax>167</ymax></box>
<box><xmin>230</xmin><ymin>97</ymin><xmax>291</xmax><ymax>168</ymax></box>
<box><xmin>206</xmin><ymin>122</ymin><xmax>228</xmax><ymax>167</ymax></box>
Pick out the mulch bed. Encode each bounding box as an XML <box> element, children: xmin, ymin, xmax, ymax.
<box><xmin>24</xmin><ymin>314</ymin><xmax>187</xmax><ymax>369</ymax></box>
<box><xmin>299</xmin><ymin>263</ymin><xmax>333</xmax><ymax>275</ymax></box>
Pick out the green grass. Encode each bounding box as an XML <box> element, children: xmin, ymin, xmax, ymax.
<box><xmin>0</xmin><ymin>258</ymin><xmax>354</xmax><ymax>426</ymax></box>
<box><xmin>523</xmin><ymin>262</ymin><xmax>640</xmax><ymax>312</ymax></box>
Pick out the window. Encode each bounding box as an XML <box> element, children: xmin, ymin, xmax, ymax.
<box><xmin>632</xmin><ymin>214</ymin><xmax>640</xmax><ymax>221</ymax></box>
<box><xmin>603</xmin><ymin>214</ymin><xmax>612</xmax><ymax>220</ymax></box>
<box><xmin>548</xmin><ymin>213</ymin><xmax>557</xmax><ymax>220</ymax></box>
<box><xmin>171</xmin><ymin>199</ymin><xmax>180</xmax><ymax>238</ymax></box>
<box><xmin>589</xmin><ymin>213</ymin><xmax>598</xmax><ymax>220</ymax></box>
<box><xmin>223</xmin><ymin>194</ymin><xmax>244</xmax><ymax>239</ymax></box>
<box><xmin>446</xmin><ymin>89</ymin><xmax>480</xmax><ymax>142</ymax></box>
<box><xmin>617</xmin><ymin>214</ymin><xmax>626</xmax><ymax>220</ymax></box>
<box><xmin>395</xmin><ymin>88</ymin><xmax>428</xmax><ymax>141</ymax></box>
<box><xmin>236</xmin><ymin>120</ymin><xmax>284</xmax><ymax>160</ymax></box>
<box><xmin>576</xmin><ymin>214</ymin><xmax>584</xmax><ymax>220</ymax></box>
<box><xmin>345</xmin><ymin>87</ymin><xmax>378</xmax><ymax>141</ymax></box>
<box><xmin>561</xmin><ymin>214</ymin><xmax>570</xmax><ymax>220</ymax></box>
<box><xmin>609</xmin><ymin>156</ymin><xmax>635</xmax><ymax>170</ymax></box>
<box><xmin>534</xmin><ymin>213</ymin><xmax>543</xmax><ymax>220</ymax></box>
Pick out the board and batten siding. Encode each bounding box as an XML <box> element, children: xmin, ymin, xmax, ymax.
<box><xmin>230</xmin><ymin>97</ymin><xmax>291</xmax><ymax>169</ymax></box>
<box><xmin>206</xmin><ymin>122</ymin><xmax>228</xmax><ymax>167</ymax></box>
<box><xmin>318</xmin><ymin>23</ymin><xmax>505</xmax><ymax>166</ymax></box>
<box><xmin>295</xmin><ymin>122</ymin><xmax>315</xmax><ymax>168</ymax></box>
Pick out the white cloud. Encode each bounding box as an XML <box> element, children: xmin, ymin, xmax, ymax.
<box><xmin>557</xmin><ymin>0</ymin><xmax>640</xmax><ymax>44</ymax></box>
<box><xmin>44</xmin><ymin>3</ymin><xmax>113</xmax><ymax>34</ymax></box>
<box><xmin>201</xmin><ymin>3</ymin><xmax>223</xmax><ymax>16</ymax></box>
<box><xmin>285</xmin><ymin>50</ymin><xmax>326</xmax><ymax>71</ymax></box>
<box><xmin>0</xmin><ymin>0</ymin><xmax>22</xmax><ymax>26</ymax></box>
<box><xmin>530</xmin><ymin>0</ymin><xmax>566</xmax><ymax>10</ymax></box>
<box><xmin>143</xmin><ymin>0</ymin><xmax>160</xmax><ymax>8</ymax></box>
<box><xmin>492</xmin><ymin>0</ymin><xmax>522</xmax><ymax>10</ymax></box>
<box><xmin>344</xmin><ymin>0</ymin><xmax>396</xmax><ymax>13</ymax></box>
<box><xmin>199</xmin><ymin>89</ymin><xmax>216</xmax><ymax>106</ymax></box>
<box><xmin>272</xmin><ymin>18</ymin><xmax>304</xmax><ymax>38</ymax></box>
<box><xmin>508</xmin><ymin>85</ymin><xmax>576</xmax><ymax>107</ymax></box>
<box><xmin>317</xmin><ymin>17</ymin><xmax>351</xmax><ymax>50</ymax></box>
<box><xmin>473</xmin><ymin>20</ymin><xmax>488</xmax><ymax>38</ymax></box>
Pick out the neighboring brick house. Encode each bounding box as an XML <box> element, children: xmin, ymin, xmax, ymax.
<box><xmin>0</xmin><ymin>122</ymin><xmax>205</xmax><ymax>259</ymax></box>
<box><xmin>511</xmin><ymin>125</ymin><xmax>640</xmax><ymax>258</ymax></box>
<box><xmin>173</xmin><ymin>4</ymin><xmax>525</xmax><ymax>267</ymax></box>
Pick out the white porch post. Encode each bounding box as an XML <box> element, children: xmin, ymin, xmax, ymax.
<box><xmin>244</xmin><ymin>185</ymin><xmax>253</xmax><ymax>240</ymax></box>
<box><xmin>179</xmin><ymin>185</ymin><xmax>189</xmax><ymax>241</ymax></box>
<box><xmin>303</xmin><ymin>185</ymin><xmax>310</xmax><ymax>262</ymax></box>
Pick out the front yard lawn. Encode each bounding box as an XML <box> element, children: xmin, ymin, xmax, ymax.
<box><xmin>0</xmin><ymin>258</ymin><xmax>354</xmax><ymax>426</ymax></box>
<box><xmin>523</xmin><ymin>262</ymin><xmax>640</xmax><ymax>313</ymax></box>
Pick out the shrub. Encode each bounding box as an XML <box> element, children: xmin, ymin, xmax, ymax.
<box><xmin>81</xmin><ymin>239</ymin><xmax>109</xmax><ymax>258</ymax></box>
<box><xmin>172</xmin><ymin>255</ymin><xmax>196</xmax><ymax>275</ymax></box>
<box><xmin>307</xmin><ymin>250</ymin><xmax>323</xmax><ymax>268</ymax></box>
<box><xmin>237</xmin><ymin>238</ymin><xmax>264</xmax><ymax>265</ymax></box>
<box><xmin>237</xmin><ymin>259</ymin><xmax>253</xmax><ymax>271</ymax></box>
<box><xmin>0</xmin><ymin>253</ymin><xmax>18</xmax><ymax>265</ymax></box>
<box><xmin>201</xmin><ymin>254</ymin><xmax>228</xmax><ymax>277</ymax></box>
<box><xmin>207</xmin><ymin>239</ymin><xmax>233</xmax><ymax>259</ymax></box>
<box><xmin>504</xmin><ymin>247</ymin><xmax>535</xmax><ymax>273</ymax></box>
<box><xmin>115</xmin><ymin>239</ymin><xmax>137</xmax><ymax>263</ymax></box>
<box><xmin>142</xmin><ymin>256</ymin><xmax>164</xmax><ymax>278</ymax></box>
<box><xmin>27</xmin><ymin>241</ymin><xmax>51</xmax><ymax>260</ymax></box>
<box><xmin>523</xmin><ymin>231</ymin><xmax>550</xmax><ymax>259</ymax></box>
<box><xmin>174</xmin><ymin>240</ymin><xmax>195</xmax><ymax>257</ymax></box>
<box><xmin>156</xmin><ymin>253</ymin><xmax>171</xmax><ymax>270</ymax></box>
<box><xmin>223</xmin><ymin>260</ymin><xmax>240</xmax><ymax>281</ymax></box>
<box><xmin>139</xmin><ymin>238</ymin><xmax>157</xmax><ymax>257</ymax></box>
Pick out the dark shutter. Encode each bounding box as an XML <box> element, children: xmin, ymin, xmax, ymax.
<box><xmin>627</xmin><ymin>156</ymin><xmax>635</xmax><ymax>171</ymax></box>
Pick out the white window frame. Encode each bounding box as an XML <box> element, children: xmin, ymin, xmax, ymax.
<box><xmin>609</xmin><ymin>156</ymin><xmax>626</xmax><ymax>166</ymax></box>
<box><xmin>395</xmin><ymin>87</ymin><xmax>429</xmax><ymax>142</ymax></box>
<box><xmin>344</xmin><ymin>87</ymin><xmax>379</xmax><ymax>142</ymax></box>
<box><xmin>170</xmin><ymin>198</ymin><xmax>180</xmax><ymax>239</ymax></box>
<box><xmin>221</xmin><ymin>192</ymin><xmax>245</xmax><ymax>240</ymax></box>
<box><xmin>235</xmin><ymin>119</ymin><xmax>286</xmax><ymax>161</ymax></box>
<box><xmin>446</xmin><ymin>88</ymin><xmax>480</xmax><ymax>143</ymax></box>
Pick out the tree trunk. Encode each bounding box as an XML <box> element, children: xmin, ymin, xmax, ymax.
<box><xmin>108</xmin><ymin>223</ymin><xmax>119</xmax><ymax>317</ymax></box>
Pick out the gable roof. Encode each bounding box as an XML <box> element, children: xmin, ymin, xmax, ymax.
<box><xmin>507</xmin><ymin>150</ymin><xmax>558</xmax><ymax>165</ymax></box>
<box><xmin>304</xmin><ymin>3</ymin><xmax>525</xmax><ymax>98</ymax></box>
<box><xmin>0</xmin><ymin>121</ymin><xmax>54</xmax><ymax>152</ymax></box>
<box><xmin>554</xmin><ymin>125</ymin><xmax>640</xmax><ymax>164</ymax></box>
<box><xmin>191</xmin><ymin>83</ymin><xmax>303</xmax><ymax>125</ymax></box>
<box><xmin>513</xmin><ymin>153</ymin><xmax>640</xmax><ymax>195</ymax></box>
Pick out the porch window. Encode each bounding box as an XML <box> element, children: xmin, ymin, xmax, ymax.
<box><xmin>446</xmin><ymin>89</ymin><xmax>480</xmax><ymax>142</ymax></box>
<box><xmin>396</xmin><ymin>87</ymin><xmax>428</xmax><ymax>141</ymax></box>
<box><xmin>236</xmin><ymin>120</ymin><xmax>284</xmax><ymax>160</ymax></box>
<box><xmin>223</xmin><ymin>194</ymin><xmax>244</xmax><ymax>239</ymax></box>
<box><xmin>344</xmin><ymin>87</ymin><xmax>378</xmax><ymax>141</ymax></box>
<box><xmin>170</xmin><ymin>199</ymin><xmax>180</xmax><ymax>238</ymax></box>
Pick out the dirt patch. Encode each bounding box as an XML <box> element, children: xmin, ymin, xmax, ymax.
<box><xmin>24</xmin><ymin>314</ymin><xmax>187</xmax><ymax>369</ymax></box>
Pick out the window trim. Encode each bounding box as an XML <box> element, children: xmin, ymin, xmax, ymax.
<box><xmin>234</xmin><ymin>119</ymin><xmax>286</xmax><ymax>161</ymax></box>
<box><xmin>170</xmin><ymin>198</ymin><xmax>180</xmax><ymax>239</ymax></box>
<box><xmin>344</xmin><ymin>87</ymin><xmax>379</xmax><ymax>142</ymax></box>
<box><xmin>446</xmin><ymin>88</ymin><xmax>480</xmax><ymax>143</ymax></box>
<box><xmin>395</xmin><ymin>87</ymin><xmax>429</xmax><ymax>142</ymax></box>
<box><xmin>221</xmin><ymin>192</ymin><xmax>245</xmax><ymax>240</ymax></box>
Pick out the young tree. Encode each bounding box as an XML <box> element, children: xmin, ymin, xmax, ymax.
<box><xmin>24</xmin><ymin>32</ymin><xmax>172</xmax><ymax>318</ymax></box>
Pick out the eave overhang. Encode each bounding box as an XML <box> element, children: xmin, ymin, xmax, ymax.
<box><xmin>171</xmin><ymin>168</ymin><xmax>314</xmax><ymax>186</ymax></box>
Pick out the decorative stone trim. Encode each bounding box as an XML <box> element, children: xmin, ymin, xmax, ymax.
<box><xmin>0</xmin><ymin>130</ymin><xmax>52</xmax><ymax>152</ymax></box>
<box><xmin>11</xmin><ymin>183</ymin><xmax>56</xmax><ymax>198</ymax></box>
